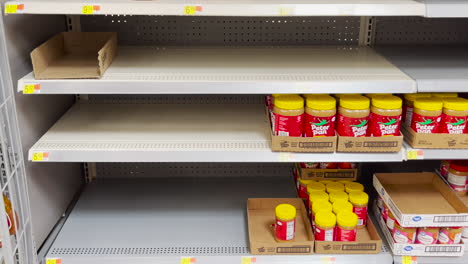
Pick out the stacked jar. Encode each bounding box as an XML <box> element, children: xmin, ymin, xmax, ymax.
<box><xmin>367</xmin><ymin>95</ymin><xmax>403</xmax><ymax>137</ymax></box>
<box><xmin>337</xmin><ymin>95</ymin><xmax>371</xmax><ymax>137</ymax></box>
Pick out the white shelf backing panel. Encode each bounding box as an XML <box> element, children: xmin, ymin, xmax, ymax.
<box><xmin>5</xmin><ymin>0</ymin><xmax>426</xmax><ymax>16</ymax></box>
<box><xmin>17</xmin><ymin>46</ymin><xmax>416</xmax><ymax>94</ymax></box>
<box><xmin>378</xmin><ymin>46</ymin><xmax>468</xmax><ymax>93</ymax></box>
<box><xmin>29</xmin><ymin>102</ymin><xmax>405</xmax><ymax>162</ymax></box>
<box><xmin>45</xmin><ymin>177</ymin><xmax>393</xmax><ymax>264</ymax></box>
<box><xmin>404</xmin><ymin>142</ymin><xmax>468</xmax><ymax>161</ymax></box>
<box><xmin>424</xmin><ymin>0</ymin><xmax>468</xmax><ymax>18</ymax></box>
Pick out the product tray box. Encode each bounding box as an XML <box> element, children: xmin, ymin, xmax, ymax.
<box><xmin>373</xmin><ymin>172</ymin><xmax>468</xmax><ymax>227</ymax></box>
<box><xmin>31</xmin><ymin>32</ymin><xmax>117</xmax><ymax>79</ymax></box>
<box><xmin>402</xmin><ymin>125</ymin><xmax>468</xmax><ymax>149</ymax></box>
<box><xmin>295</xmin><ymin>164</ymin><xmax>358</xmax><ymax>181</ymax></box>
<box><xmin>435</xmin><ymin>170</ymin><xmax>468</xmax><ymax>211</ymax></box>
<box><xmin>247</xmin><ymin>198</ymin><xmax>314</xmax><ymax>255</ymax></box>
<box><xmin>373</xmin><ymin>203</ymin><xmax>465</xmax><ymax>256</ymax></box>
<box><xmin>266</xmin><ymin>109</ymin><xmax>337</xmax><ymax>153</ymax></box>
<box><xmin>336</xmin><ymin>134</ymin><xmax>403</xmax><ymax>153</ymax></box>
<box><xmin>314</xmin><ymin>217</ymin><xmax>382</xmax><ymax>254</ymax></box>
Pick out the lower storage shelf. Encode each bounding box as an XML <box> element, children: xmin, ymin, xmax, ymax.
<box><xmin>45</xmin><ymin>176</ymin><xmax>392</xmax><ymax>264</ymax></box>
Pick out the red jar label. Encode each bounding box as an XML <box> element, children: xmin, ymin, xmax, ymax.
<box><xmin>410</xmin><ymin>113</ymin><xmax>442</xmax><ymax>133</ymax></box>
<box><xmin>275</xmin><ymin>218</ymin><xmax>296</xmax><ymax>241</ymax></box>
<box><xmin>368</xmin><ymin>113</ymin><xmax>402</xmax><ymax>137</ymax></box>
<box><xmin>304</xmin><ymin>114</ymin><xmax>335</xmax><ymax>137</ymax></box>
<box><xmin>273</xmin><ymin>113</ymin><xmax>304</xmax><ymax>137</ymax></box>
<box><xmin>353</xmin><ymin>206</ymin><xmax>368</xmax><ymax>226</ymax></box>
<box><xmin>314</xmin><ymin>226</ymin><xmax>334</xmax><ymax>241</ymax></box>
<box><xmin>298</xmin><ymin>183</ymin><xmax>308</xmax><ymax>200</ymax></box>
<box><xmin>439</xmin><ymin>114</ymin><xmax>467</xmax><ymax>134</ymax></box>
<box><xmin>336</xmin><ymin>226</ymin><xmax>357</xmax><ymax>241</ymax></box>
<box><xmin>337</xmin><ymin>114</ymin><xmax>369</xmax><ymax>137</ymax></box>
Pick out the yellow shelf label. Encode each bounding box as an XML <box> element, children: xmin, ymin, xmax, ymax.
<box><xmin>46</xmin><ymin>259</ymin><xmax>61</xmax><ymax>264</ymax></box>
<box><xmin>23</xmin><ymin>84</ymin><xmax>40</xmax><ymax>94</ymax></box>
<box><xmin>32</xmin><ymin>152</ymin><xmax>49</xmax><ymax>161</ymax></box>
<box><xmin>82</xmin><ymin>4</ymin><xmax>100</xmax><ymax>14</ymax></box>
<box><xmin>241</xmin><ymin>257</ymin><xmax>256</xmax><ymax>264</ymax></box>
<box><xmin>180</xmin><ymin>257</ymin><xmax>196</xmax><ymax>264</ymax></box>
<box><xmin>279</xmin><ymin>7</ymin><xmax>293</xmax><ymax>16</ymax></box>
<box><xmin>402</xmin><ymin>256</ymin><xmax>417</xmax><ymax>264</ymax></box>
<box><xmin>407</xmin><ymin>149</ymin><xmax>423</xmax><ymax>160</ymax></box>
<box><xmin>320</xmin><ymin>256</ymin><xmax>336</xmax><ymax>264</ymax></box>
<box><xmin>184</xmin><ymin>5</ymin><xmax>202</xmax><ymax>15</ymax></box>
<box><xmin>5</xmin><ymin>3</ymin><xmax>23</xmax><ymax>14</ymax></box>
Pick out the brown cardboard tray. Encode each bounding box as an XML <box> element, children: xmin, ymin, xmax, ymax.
<box><xmin>31</xmin><ymin>32</ymin><xmax>117</xmax><ymax>79</ymax></box>
<box><xmin>247</xmin><ymin>198</ymin><xmax>314</xmax><ymax>255</ymax></box>
<box><xmin>314</xmin><ymin>217</ymin><xmax>382</xmax><ymax>254</ymax></box>
<box><xmin>436</xmin><ymin>170</ymin><xmax>468</xmax><ymax>211</ymax></box>
<box><xmin>402</xmin><ymin>125</ymin><xmax>468</xmax><ymax>149</ymax></box>
<box><xmin>295</xmin><ymin>164</ymin><xmax>358</xmax><ymax>181</ymax></box>
<box><xmin>336</xmin><ymin>134</ymin><xmax>403</xmax><ymax>153</ymax></box>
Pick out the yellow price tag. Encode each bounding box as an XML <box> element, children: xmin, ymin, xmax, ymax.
<box><xmin>23</xmin><ymin>84</ymin><xmax>39</xmax><ymax>94</ymax></box>
<box><xmin>279</xmin><ymin>7</ymin><xmax>293</xmax><ymax>16</ymax></box>
<box><xmin>5</xmin><ymin>3</ymin><xmax>23</xmax><ymax>14</ymax></box>
<box><xmin>407</xmin><ymin>149</ymin><xmax>423</xmax><ymax>160</ymax></box>
<box><xmin>82</xmin><ymin>4</ymin><xmax>100</xmax><ymax>14</ymax></box>
<box><xmin>320</xmin><ymin>256</ymin><xmax>336</xmax><ymax>264</ymax></box>
<box><xmin>402</xmin><ymin>256</ymin><xmax>417</xmax><ymax>264</ymax></box>
<box><xmin>184</xmin><ymin>5</ymin><xmax>201</xmax><ymax>15</ymax></box>
<box><xmin>241</xmin><ymin>257</ymin><xmax>256</xmax><ymax>264</ymax></box>
<box><xmin>32</xmin><ymin>152</ymin><xmax>49</xmax><ymax>161</ymax></box>
<box><xmin>46</xmin><ymin>259</ymin><xmax>61</xmax><ymax>264</ymax></box>
<box><xmin>180</xmin><ymin>257</ymin><xmax>195</xmax><ymax>264</ymax></box>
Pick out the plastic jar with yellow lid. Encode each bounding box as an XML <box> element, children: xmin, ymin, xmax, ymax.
<box><xmin>439</xmin><ymin>97</ymin><xmax>468</xmax><ymax>134</ymax></box>
<box><xmin>304</xmin><ymin>95</ymin><xmax>337</xmax><ymax>137</ymax></box>
<box><xmin>272</xmin><ymin>95</ymin><xmax>304</xmax><ymax>137</ymax></box>
<box><xmin>314</xmin><ymin>211</ymin><xmax>336</xmax><ymax>241</ymax></box>
<box><xmin>329</xmin><ymin>191</ymin><xmax>349</xmax><ymax>204</ymax></box>
<box><xmin>266</xmin><ymin>94</ymin><xmax>281</xmax><ymax>110</ymax></box>
<box><xmin>403</xmin><ymin>93</ymin><xmax>431</xmax><ymax>126</ymax></box>
<box><xmin>306</xmin><ymin>182</ymin><xmax>326</xmax><ymax>195</ymax></box>
<box><xmin>432</xmin><ymin>93</ymin><xmax>458</xmax><ymax>99</ymax></box>
<box><xmin>333</xmin><ymin>200</ymin><xmax>354</xmax><ymax>215</ymax></box>
<box><xmin>275</xmin><ymin>204</ymin><xmax>297</xmax><ymax>241</ymax></box>
<box><xmin>318</xmin><ymin>180</ymin><xmax>335</xmax><ymax>185</ymax></box>
<box><xmin>410</xmin><ymin>98</ymin><xmax>443</xmax><ymax>134</ymax></box>
<box><xmin>297</xmin><ymin>178</ymin><xmax>316</xmax><ymax>200</ymax></box>
<box><xmin>326</xmin><ymin>182</ymin><xmax>345</xmax><ymax>193</ymax></box>
<box><xmin>309</xmin><ymin>191</ymin><xmax>329</xmax><ymax>214</ymax></box>
<box><xmin>311</xmin><ymin>200</ymin><xmax>333</xmax><ymax>224</ymax></box>
<box><xmin>337</xmin><ymin>95</ymin><xmax>370</xmax><ymax>137</ymax></box>
<box><xmin>368</xmin><ymin>95</ymin><xmax>402</xmax><ymax>137</ymax></box>
<box><xmin>349</xmin><ymin>191</ymin><xmax>369</xmax><ymax>228</ymax></box>
<box><xmin>336</xmin><ymin>211</ymin><xmax>358</xmax><ymax>241</ymax></box>
<box><xmin>344</xmin><ymin>182</ymin><xmax>364</xmax><ymax>193</ymax></box>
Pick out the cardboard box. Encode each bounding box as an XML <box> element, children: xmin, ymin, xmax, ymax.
<box><xmin>436</xmin><ymin>170</ymin><xmax>468</xmax><ymax>211</ymax></box>
<box><xmin>31</xmin><ymin>32</ymin><xmax>117</xmax><ymax>79</ymax></box>
<box><xmin>373</xmin><ymin>203</ymin><xmax>465</xmax><ymax>256</ymax></box>
<box><xmin>295</xmin><ymin>164</ymin><xmax>358</xmax><ymax>181</ymax></box>
<box><xmin>373</xmin><ymin>172</ymin><xmax>468</xmax><ymax>227</ymax></box>
<box><xmin>402</xmin><ymin>125</ymin><xmax>468</xmax><ymax>149</ymax></box>
<box><xmin>314</xmin><ymin>217</ymin><xmax>382</xmax><ymax>254</ymax></box>
<box><xmin>336</xmin><ymin>134</ymin><xmax>403</xmax><ymax>152</ymax></box>
<box><xmin>247</xmin><ymin>198</ymin><xmax>314</xmax><ymax>255</ymax></box>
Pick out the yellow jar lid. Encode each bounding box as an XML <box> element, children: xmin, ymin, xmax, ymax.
<box><xmin>275</xmin><ymin>204</ymin><xmax>297</xmax><ymax>220</ymax></box>
<box><xmin>315</xmin><ymin>211</ymin><xmax>337</xmax><ymax>229</ymax></box>
<box><xmin>366</xmin><ymin>93</ymin><xmax>392</xmax><ymax>98</ymax></box>
<box><xmin>332</xmin><ymin>200</ymin><xmax>354</xmax><ymax>214</ymax></box>
<box><xmin>349</xmin><ymin>191</ymin><xmax>369</xmax><ymax>205</ymax></box>
<box><xmin>309</xmin><ymin>191</ymin><xmax>329</xmax><ymax>204</ymax></box>
<box><xmin>306</xmin><ymin>95</ymin><xmax>336</xmax><ymax>110</ymax></box>
<box><xmin>312</xmin><ymin>200</ymin><xmax>333</xmax><ymax>215</ymax></box>
<box><xmin>404</xmin><ymin>93</ymin><xmax>431</xmax><ymax>102</ymax></box>
<box><xmin>319</xmin><ymin>180</ymin><xmax>335</xmax><ymax>185</ymax></box>
<box><xmin>414</xmin><ymin>98</ymin><xmax>443</xmax><ymax>111</ymax></box>
<box><xmin>432</xmin><ymin>93</ymin><xmax>458</xmax><ymax>98</ymax></box>
<box><xmin>298</xmin><ymin>178</ymin><xmax>315</xmax><ymax>186</ymax></box>
<box><xmin>329</xmin><ymin>191</ymin><xmax>349</xmax><ymax>203</ymax></box>
<box><xmin>443</xmin><ymin>97</ymin><xmax>468</xmax><ymax>111</ymax></box>
<box><xmin>340</xmin><ymin>95</ymin><xmax>370</xmax><ymax>110</ymax></box>
<box><xmin>274</xmin><ymin>95</ymin><xmax>304</xmax><ymax>110</ymax></box>
<box><xmin>272</xmin><ymin>94</ymin><xmax>282</xmax><ymax>97</ymax></box>
<box><xmin>307</xmin><ymin>182</ymin><xmax>326</xmax><ymax>193</ymax></box>
<box><xmin>372</xmin><ymin>95</ymin><xmax>402</xmax><ymax>110</ymax></box>
<box><xmin>326</xmin><ymin>182</ymin><xmax>345</xmax><ymax>193</ymax></box>
<box><xmin>345</xmin><ymin>182</ymin><xmax>364</xmax><ymax>193</ymax></box>
<box><xmin>337</xmin><ymin>211</ymin><xmax>358</xmax><ymax>227</ymax></box>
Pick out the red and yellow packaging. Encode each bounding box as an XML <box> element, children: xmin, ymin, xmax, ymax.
<box><xmin>349</xmin><ymin>191</ymin><xmax>369</xmax><ymax>228</ymax></box>
<box><xmin>272</xmin><ymin>95</ymin><xmax>304</xmax><ymax>137</ymax></box>
<box><xmin>304</xmin><ymin>95</ymin><xmax>336</xmax><ymax>137</ymax></box>
<box><xmin>410</xmin><ymin>98</ymin><xmax>443</xmax><ymax>133</ymax></box>
<box><xmin>274</xmin><ymin>204</ymin><xmax>297</xmax><ymax>241</ymax></box>
<box><xmin>367</xmin><ymin>95</ymin><xmax>402</xmax><ymax>137</ymax></box>
<box><xmin>326</xmin><ymin>182</ymin><xmax>345</xmax><ymax>193</ymax></box>
<box><xmin>314</xmin><ymin>211</ymin><xmax>336</xmax><ymax>241</ymax></box>
<box><xmin>439</xmin><ymin>97</ymin><xmax>468</xmax><ymax>134</ymax></box>
<box><xmin>336</xmin><ymin>211</ymin><xmax>358</xmax><ymax>242</ymax></box>
<box><xmin>403</xmin><ymin>93</ymin><xmax>431</xmax><ymax>126</ymax></box>
<box><xmin>337</xmin><ymin>95</ymin><xmax>370</xmax><ymax>137</ymax></box>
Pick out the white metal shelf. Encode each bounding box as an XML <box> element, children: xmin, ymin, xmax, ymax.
<box><xmin>378</xmin><ymin>46</ymin><xmax>468</xmax><ymax>93</ymax></box>
<box><xmin>17</xmin><ymin>46</ymin><xmax>416</xmax><ymax>95</ymax></box>
<box><xmin>28</xmin><ymin>102</ymin><xmax>405</xmax><ymax>162</ymax></box>
<box><xmin>5</xmin><ymin>0</ymin><xmax>425</xmax><ymax>16</ymax></box>
<box><xmin>404</xmin><ymin>142</ymin><xmax>468</xmax><ymax>160</ymax></box>
<box><xmin>45</xmin><ymin>177</ymin><xmax>393</xmax><ymax>264</ymax></box>
<box><xmin>423</xmin><ymin>0</ymin><xmax>468</xmax><ymax>17</ymax></box>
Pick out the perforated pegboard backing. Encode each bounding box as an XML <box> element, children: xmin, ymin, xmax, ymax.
<box><xmin>374</xmin><ymin>17</ymin><xmax>468</xmax><ymax>45</ymax></box>
<box><xmin>94</xmin><ymin>163</ymin><xmax>293</xmax><ymax>178</ymax></box>
<box><xmin>81</xmin><ymin>16</ymin><xmax>360</xmax><ymax>46</ymax></box>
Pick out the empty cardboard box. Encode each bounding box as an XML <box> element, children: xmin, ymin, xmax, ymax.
<box><xmin>31</xmin><ymin>32</ymin><xmax>117</xmax><ymax>79</ymax></box>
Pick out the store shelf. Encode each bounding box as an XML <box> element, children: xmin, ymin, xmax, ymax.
<box><xmin>378</xmin><ymin>46</ymin><xmax>468</xmax><ymax>93</ymax></box>
<box><xmin>5</xmin><ymin>0</ymin><xmax>426</xmax><ymax>16</ymax></box>
<box><xmin>393</xmin><ymin>254</ymin><xmax>468</xmax><ymax>264</ymax></box>
<box><xmin>423</xmin><ymin>0</ymin><xmax>468</xmax><ymax>17</ymax></box>
<box><xmin>17</xmin><ymin>46</ymin><xmax>416</xmax><ymax>95</ymax></box>
<box><xmin>29</xmin><ymin>102</ymin><xmax>406</xmax><ymax>162</ymax></box>
<box><xmin>404</xmin><ymin>142</ymin><xmax>468</xmax><ymax>160</ymax></box>
<box><xmin>45</xmin><ymin>177</ymin><xmax>393</xmax><ymax>264</ymax></box>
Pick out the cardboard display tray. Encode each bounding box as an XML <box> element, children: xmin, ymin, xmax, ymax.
<box><xmin>314</xmin><ymin>217</ymin><xmax>382</xmax><ymax>254</ymax></box>
<box><xmin>373</xmin><ymin>203</ymin><xmax>465</xmax><ymax>256</ymax></box>
<box><xmin>247</xmin><ymin>198</ymin><xmax>314</xmax><ymax>255</ymax></box>
<box><xmin>31</xmin><ymin>32</ymin><xmax>117</xmax><ymax>79</ymax></box>
<box><xmin>436</xmin><ymin>170</ymin><xmax>468</xmax><ymax>211</ymax></box>
<box><xmin>402</xmin><ymin>125</ymin><xmax>468</xmax><ymax>149</ymax></box>
<box><xmin>373</xmin><ymin>172</ymin><xmax>468</xmax><ymax>227</ymax></box>
<box><xmin>336</xmin><ymin>134</ymin><xmax>403</xmax><ymax>153</ymax></box>
<box><xmin>295</xmin><ymin>164</ymin><xmax>358</xmax><ymax>181</ymax></box>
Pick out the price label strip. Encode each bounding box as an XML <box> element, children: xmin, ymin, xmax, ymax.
<box><xmin>407</xmin><ymin>149</ymin><xmax>424</xmax><ymax>160</ymax></box>
<box><xmin>241</xmin><ymin>257</ymin><xmax>256</xmax><ymax>264</ymax></box>
<box><xmin>402</xmin><ymin>256</ymin><xmax>417</xmax><ymax>264</ymax></box>
<box><xmin>32</xmin><ymin>152</ymin><xmax>49</xmax><ymax>162</ymax></box>
<box><xmin>5</xmin><ymin>3</ymin><xmax>24</xmax><ymax>14</ymax></box>
<box><xmin>279</xmin><ymin>6</ymin><xmax>294</xmax><ymax>16</ymax></box>
<box><xmin>184</xmin><ymin>5</ymin><xmax>202</xmax><ymax>15</ymax></box>
<box><xmin>320</xmin><ymin>256</ymin><xmax>336</xmax><ymax>264</ymax></box>
<box><xmin>82</xmin><ymin>4</ymin><xmax>101</xmax><ymax>14</ymax></box>
<box><xmin>46</xmin><ymin>259</ymin><xmax>62</xmax><ymax>264</ymax></box>
<box><xmin>180</xmin><ymin>257</ymin><xmax>196</xmax><ymax>264</ymax></box>
<box><xmin>23</xmin><ymin>83</ymin><xmax>41</xmax><ymax>94</ymax></box>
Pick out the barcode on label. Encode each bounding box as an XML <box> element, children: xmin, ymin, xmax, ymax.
<box><xmin>425</xmin><ymin>246</ymin><xmax>462</xmax><ymax>252</ymax></box>
<box><xmin>358</xmin><ymin>219</ymin><xmax>364</xmax><ymax>226</ymax></box>
<box><xmin>276</xmin><ymin>246</ymin><xmax>311</xmax><ymax>253</ymax></box>
<box><xmin>433</xmin><ymin>215</ymin><xmax>468</xmax><ymax>223</ymax></box>
<box><xmin>342</xmin><ymin>243</ymin><xmax>376</xmax><ymax>251</ymax></box>
<box><xmin>324</xmin><ymin>172</ymin><xmax>354</xmax><ymax>178</ymax></box>
<box><xmin>278</xmin><ymin>131</ymin><xmax>289</xmax><ymax>136</ymax></box>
